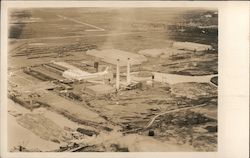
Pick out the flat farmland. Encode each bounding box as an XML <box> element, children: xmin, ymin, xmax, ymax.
<box><xmin>9</xmin><ymin>8</ymin><xmax>217</xmax><ymax>75</ymax></box>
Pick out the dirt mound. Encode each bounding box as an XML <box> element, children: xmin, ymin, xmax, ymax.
<box><xmin>17</xmin><ymin>113</ymin><xmax>72</xmax><ymax>143</ymax></box>
<box><xmin>210</xmin><ymin>76</ymin><xmax>218</xmax><ymax>86</ymax></box>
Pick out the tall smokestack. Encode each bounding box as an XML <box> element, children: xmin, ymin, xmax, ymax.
<box><xmin>127</xmin><ymin>58</ymin><xmax>131</xmax><ymax>84</ymax></box>
<box><xmin>116</xmin><ymin>59</ymin><xmax>120</xmax><ymax>90</ymax></box>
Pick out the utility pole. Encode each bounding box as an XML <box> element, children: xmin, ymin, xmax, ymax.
<box><xmin>127</xmin><ymin>58</ymin><xmax>131</xmax><ymax>84</ymax></box>
<box><xmin>116</xmin><ymin>59</ymin><xmax>120</xmax><ymax>90</ymax></box>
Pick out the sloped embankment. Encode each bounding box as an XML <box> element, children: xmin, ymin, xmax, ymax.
<box><xmin>17</xmin><ymin>113</ymin><xmax>72</xmax><ymax>144</ymax></box>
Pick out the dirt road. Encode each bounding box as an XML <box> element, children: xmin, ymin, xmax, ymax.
<box><xmin>145</xmin><ymin>104</ymin><xmax>206</xmax><ymax>128</ymax></box>
<box><xmin>57</xmin><ymin>14</ymin><xmax>105</xmax><ymax>31</ymax></box>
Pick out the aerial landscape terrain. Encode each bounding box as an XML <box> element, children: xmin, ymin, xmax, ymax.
<box><xmin>8</xmin><ymin>8</ymin><xmax>218</xmax><ymax>152</ymax></box>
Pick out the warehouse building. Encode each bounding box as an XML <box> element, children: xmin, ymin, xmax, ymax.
<box><xmin>86</xmin><ymin>49</ymin><xmax>147</xmax><ymax>66</ymax></box>
<box><xmin>173</xmin><ymin>42</ymin><xmax>212</xmax><ymax>51</ymax></box>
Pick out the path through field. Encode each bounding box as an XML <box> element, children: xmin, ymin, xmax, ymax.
<box><xmin>57</xmin><ymin>14</ymin><xmax>105</xmax><ymax>31</ymax></box>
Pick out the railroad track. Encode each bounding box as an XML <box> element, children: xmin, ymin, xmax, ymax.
<box><xmin>145</xmin><ymin>104</ymin><xmax>207</xmax><ymax>129</ymax></box>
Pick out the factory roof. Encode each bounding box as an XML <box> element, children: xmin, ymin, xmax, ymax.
<box><xmin>52</xmin><ymin>61</ymin><xmax>82</xmax><ymax>71</ymax></box>
<box><xmin>86</xmin><ymin>84</ymin><xmax>116</xmax><ymax>95</ymax></box>
<box><xmin>138</xmin><ymin>48</ymin><xmax>187</xmax><ymax>58</ymax></box>
<box><xmin>86</xmin><ymin>49</ymin><xmax>147</xmax><ymax>66</ymax></box>
<box><xmin>173</xmin><ymin>42</ymin><xmax>212</xmax><ymax>51</ymax></box>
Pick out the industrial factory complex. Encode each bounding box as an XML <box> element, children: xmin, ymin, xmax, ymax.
<box><xmin>7</xmin><ymin>8</ymin><xmax>218</xmax><ymax>152</ymax></box>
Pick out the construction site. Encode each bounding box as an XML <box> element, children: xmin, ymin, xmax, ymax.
<box><xmin>8</xmin><ymin>8</ymin><xmax>218</xmax><ymax>152</ymax></box>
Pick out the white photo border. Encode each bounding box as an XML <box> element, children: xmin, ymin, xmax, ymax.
<box><xmin>1</xmin><ymin>1</ymin><xmax>249</xmax><ymax>158</ymax></box>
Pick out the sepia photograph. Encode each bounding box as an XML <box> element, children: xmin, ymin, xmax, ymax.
<box><xmin>6</xmin><ymin>7</ymin><xmax>219</xmax><ymax>152</ymax></box>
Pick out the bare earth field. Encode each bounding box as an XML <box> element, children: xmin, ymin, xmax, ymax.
<box><xmin>8</xmin><ymin>8</ymin><xmax>218</xmax><ymax>152</ymax></box>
